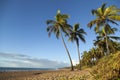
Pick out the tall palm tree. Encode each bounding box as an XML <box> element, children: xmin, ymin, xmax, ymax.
<box><xmin>68</xmin><ymin>23</ymin><xmax>86</xmax><ymax>70</ymax></box>
<box><xmin>46</xmin><ymin>10</ymin><xmax>74</xmax><ymax>71</ymax></box>
<box><xmin>88</xmin><ymin>3</ymin><xmax>120</xmax><ymax>54</ymax></box>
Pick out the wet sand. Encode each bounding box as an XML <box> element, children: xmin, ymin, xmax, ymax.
<box><xmin>0</xmin><ymin>69</ymin><xmax>93</xmax><ymax>80</ymax></box>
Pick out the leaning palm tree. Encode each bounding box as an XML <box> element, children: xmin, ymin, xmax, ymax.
<box><xmin>68</xmin><ymin>23</ymin><xmax>86</xmax><ymax>70</ymax></box>
<box><xmin>46</xmin><ymin>10</ymin><xmax>74</xmax><ymax>71</ymax></box>
<box><xmin>88</xmin><ymin>3</ymin><xmax>120</xmax><ymax>54</ymax></box>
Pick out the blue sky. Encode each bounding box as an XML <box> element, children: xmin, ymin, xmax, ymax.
<box><xmin>0</xmin><ymin>0</ymin><xmax>120</xmax><ymax>68</ymax></box>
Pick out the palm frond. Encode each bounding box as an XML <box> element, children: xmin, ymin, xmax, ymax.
<box><xmin>46</xmin><ymin>26</ymin><xmax>51</xmax><ymax>32</ymax></box>
<box><xmin>56</xmin><ymin>28</ymin><xmax>60</xmax><ymax>39</ymax></box>
<box><xmin>88</xmin><ymin>19</ymin><xmax>97</xmax><ymax>28</ymax></box>
<box><xmin>61</xmin><ymin>14</ymin><xmax>69</xmax><ymax>19</ymax></box>
<box><xmin>101</xmin><ymin>3</ymin><xmax>106</xmax><ymax>14</ymax></box>
<box><xmin>107</xmin><ymin>19</ymin><xmax>119</xmax><ymax>25</ymax></box>
<box><xmin>68</xmin><ymin>36</ymin><xmax>74</xmax><ymax>42</ymax></box>
<box><xmin>109</xmin><ymin>15</ymin><xmax>120</xmax><ymax>21</ymax></box>
<box><xmin>96</xmin><ymin>36</ymin><xmax>103</xmax><ymax>40</ymax></box>
<box><xmin>104</xmin><ymin>5</ymin><xmax>116</xmax><ymax>17</ymax></box>
<box><xmin>109</xmin><ymin>36</ymin><xmax>120</xmax><ymax>40</ymax></box>
<box><xmin>78</xmin><ymin>34</ymin><xmax>86</xmax><ymax>43</ymax></box>
<box><xmin>105</xmin><ymin>24</ymin><xmax>114</xmax><ymax>34</ymax></box>
<box><xmin>108</xmin><ymin>5</ymin><xmax>120</xmax><ymax>15</ymax></box>
<box><xmin>65</xmin><ymin>24</ymin><xmax>73</xmax><ymax>30</ymax></box>
<box><xmin>94</xmin><ymin>24</ymin><xmax>100</xmax><ymax>33</ymax></box>
<box><xmin>94</xmin><ymin>40</ymin><xmax>100</xmax><ymax>46</ymax></box>
<box><xmin>47</xmin><ymin>26</ymin><xmax>54</xmax><ymax>37</ymax></box>
<box><xmin>60</xmin><ymin>25</ymin><xmax>69</xmax><ymax>36</ymax></box>
<box><xmin>78</xmin><ymin>29</ymin><xmax>87</xmax><ymax>35</ymax></box>
<box><xmin>112</xmin><ymin>28</ymin><xmax>118</xmax><ymax>32</ymax></box>
<box><xmin>92</xmin><ymin>9</ymin><xmax>100</xmax><ymax>17</ymax></box>
<box><xmin>73</xmin><ymin>23</ymin><xmax>79</xmax><ymax>31</ymax></box>
<box><xmin>46</xmin><ymin>20</ymin><xmax>56</xmax><ymax>25</ymax></box>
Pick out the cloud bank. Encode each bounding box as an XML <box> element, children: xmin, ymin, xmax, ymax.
<box><xmin>0</xmin><ymin>52</ymin><xmax>69</xmax><ymax>68</ymax></box>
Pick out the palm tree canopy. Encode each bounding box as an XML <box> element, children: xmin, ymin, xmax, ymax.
<box><xmin>88</xmin><ymin>3</ymin><xmax>120</xmax><ymax>33</ymax></box>
<box><xmin>97</xmin><ymin>27</ymin><xmax>118</xmax><ymax>37</ymax></box>
<box><xmin>94</xmin><ymin>29</ymin><xmax>120</xmax><ymax>53</ymax></box>
<box><xmin>68</xmin><ymin>23</ymin><xmax>86</xmax><ymax>46</ymax></box>
<box><xmin>96</xmin><ymin>27</ymin><xmax>120</xmax><ymax>41</ymax></box>
<box><xmin>46</xmin><ymin>10</ymin><xmax>71</xmax><ymax>39</ymax></box>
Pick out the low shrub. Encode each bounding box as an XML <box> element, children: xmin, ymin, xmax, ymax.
<box><xmin>91</xmin><ymin>51</ymin><xmax>120</xmax><ymax>80</ymax></box>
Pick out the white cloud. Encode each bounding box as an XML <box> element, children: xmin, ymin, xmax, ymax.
<box><xmin>72</xmin><ymin>60</ymin><xmax>79</xmax><ymax>66</ymax></box>
<box><xmin>0</xmin><ymin>52</ymin><xmax>69</xmax><ymax>68</ymax></box>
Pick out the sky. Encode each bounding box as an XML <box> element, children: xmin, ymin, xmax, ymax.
<box><xmin>0</xmin><ymin>0</ymin><xmax>120</xmax><ymax>68</ymax></box>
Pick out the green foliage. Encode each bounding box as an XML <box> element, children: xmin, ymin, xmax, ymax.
<box><xmin>68</xmin><ymin>23</ymin><xmax>86</xmax><ymax>44</ymax></box>
<box><xmin>91</xmin><ymin>51</ymin><xmax>120</xmax><ymax>80</ymax></box>
<box><xmin>46</xmin><ymin>10</ymin><xmax>74</xmax><ymax>71</ymax></box>
<box><xmin>46</xmin><ymin>3</ymin><xmax>120</xmax><ymax>78</ymax></box>
<box><xmin>46</xmin><ymin>10</ymin><xmax>71</xmax><ymax>39</ymax></box>
<box><xmin>68</xmin><ymin>23</ymin><xmax>86</xmax><ymax>70</ymax></box>
<box><xmin>88</xmin><ymin>3</ymin><xmax>120</xmax><ymax>54</ymax></box>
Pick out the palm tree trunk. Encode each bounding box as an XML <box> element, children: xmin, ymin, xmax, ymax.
<box><xmin>61</xmin><ymin>32</ymin><xmax>74</xmax><ymax>71</ymax></box>
<box><xmin>76</xmin><ymin>42</ymin><xmax>81</xmax><ymax>70</ymax></box>
<box><xmin>105</xmin><ymin>32</ymin><xmax>110</xmax><ymax>55</ymax></box>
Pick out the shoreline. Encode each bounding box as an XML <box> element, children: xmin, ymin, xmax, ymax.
<box><xmin>0</xmin><ymin>67</ymin><xmax>57</xmax><ymax>72</ymax></box>
<box><xmin>0</xmin><ymin>68</ymin><xmax>92</xmax><ymax>80</ymax></box>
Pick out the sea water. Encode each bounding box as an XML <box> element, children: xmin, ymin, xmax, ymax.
<box><xmin>0</xmin><ymin>67</ymin><xmax>56</xmax><ymax>72</ymax></box>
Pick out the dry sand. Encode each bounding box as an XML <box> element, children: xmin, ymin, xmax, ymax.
<box><xmin>0</xmin><ymin>68</ymin><xmax>93</xmax><ymax>80</ymax></box>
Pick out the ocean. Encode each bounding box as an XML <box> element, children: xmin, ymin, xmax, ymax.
<box><xmin>0</xmin><ymin>67</ymin><xmax>56</xmax><ymax>72</ymax></box>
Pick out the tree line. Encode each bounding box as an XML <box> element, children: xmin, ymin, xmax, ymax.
<box><xmin>46</xmin><ymin>3</ymin><xmax>120</xmax><ymax>71</ymax></box>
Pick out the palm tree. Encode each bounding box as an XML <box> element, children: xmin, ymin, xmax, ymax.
<box><xmin>46</xmin><ymin>10</ymin><xmax>74</xmax><ymax>71</ymax></box>
<box><xmin>113</xmin><ymin>42</ymin><xmax>120</xmax><ymax>51</ymax></box>
<box><xmin>82</xmin><ymin>51</ymin><xmax>93</xmax><ymax>66</ymax></box>
<box><xmin>88</xmin><ymin>3</ymin><xmax>120</xmax><ymax>54</ymax></box>
<box><xmin>68</xmin><ymin>23</ymin><xmax>86</xmax><ymax>70</ymax></box>
<box><xmin>81</xmin><ymin>51</ymin><xmax>89</xmax><ymax>66</ymax></box>
<box><xmin>90</xmin><ymin>48</ymin><xmax>99</xmax><ymax>65</ymax></box>
<box><xmin>94</xmin><ymin>28</ymin><xmax>120</xmax><ymax>54</ymax></box>
<box><xmin>94</xmin><ymin>39</ymin><xmax>106</xmax><ymax>56</ymax></box>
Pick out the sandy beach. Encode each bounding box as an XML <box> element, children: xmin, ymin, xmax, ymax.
<box><xmin>0</xmin><ymin>69</ymin><xmax>93</xmax><ymax>80</ymax></box>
